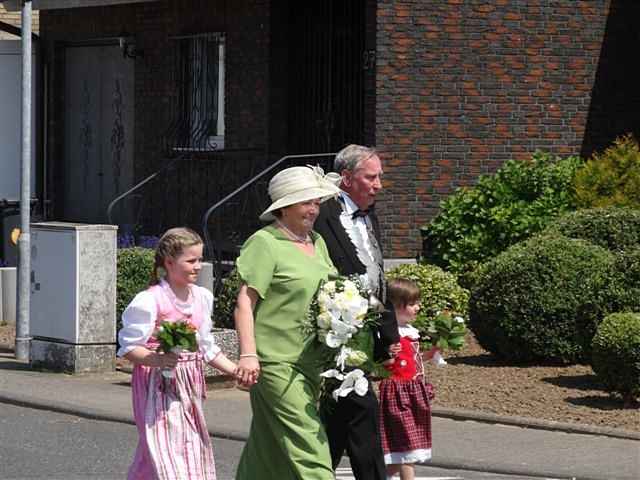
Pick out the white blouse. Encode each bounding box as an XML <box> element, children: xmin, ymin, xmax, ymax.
<box><xmin>398</xmin><ymin>324</ymin><xmax>420</xmax><ymax>340</ymax></box>
<box><xmin>117</xmin><ymin>285</ymin><xmax>221</xmax><ymax>363</ymax></box>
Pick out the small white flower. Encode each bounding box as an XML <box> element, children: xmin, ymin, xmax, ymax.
<box><xmin>320</xmin><ymin>369</ymin><xmax>343</xmax><ymax>380</ymax></box>
<box><xmin>331</xmin><ymin>369</ymin><xmax>369</xmax><ymax>401</ymax></box>
<box><xmin>316</xmin><ymin>311</ymin><xmax>333</xmax><ymax>329</ymax></box>
<box><xmin>324</xmin><ymin>281</ymin><xmax>336</xmax><ymax>294</ymax></box>
<box><xmin>454</xmin><ymin>316</ymin><xmax>465</xmax><ymax>324</ymax></box>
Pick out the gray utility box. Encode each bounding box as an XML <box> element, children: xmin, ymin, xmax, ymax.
<box><xmin>29</xmin><ymin>222</ymin><xmax>118</xmax><ymax>373</ymax></box>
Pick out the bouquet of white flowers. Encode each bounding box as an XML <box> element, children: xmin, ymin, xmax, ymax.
<box><xmin>307</xmin><ymin>276</ymin><xmax>384</xmax><ymax>401</ymax></box>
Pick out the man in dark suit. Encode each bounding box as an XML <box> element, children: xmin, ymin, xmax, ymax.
<box><xmin>314</xmin><ymin>144</ymin><xmax>399</xmax><ymax>480</ymax></box>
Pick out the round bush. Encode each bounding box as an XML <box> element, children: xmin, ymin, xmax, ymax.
<box><xmin>116</xmin><ymin>247</ymin><xmax>155</xmax><ymax>330</ymax></box>
<box><xmin>543</xmin><ymin>207</ymin><xmax>640</xmax><ymax>253</ymax></box>
<box><xmin>421</xmin><ymin>151</ymin><xmax>582</xmax><ymax>274</ymax></box>
<box><xmin>469</xmin><ymin>235</ymin><xmax>620</xmax><ymax>363</ymax></box>
<box><xmin>614</xmin><ymin>248</ymin><xmax>640</xmax><ymax>313</ymax></box>
<box><xmin>213</xmin><ymin>269</ymin><xmax>241</xmax><ymax>329</ymax></box>
<box><xmin>386</xmin><ymin>263</ymin><xmax>469</xmax><ymax>339</ymax></box>
<box><xmin>591</xmin><ymin>312</ymin><xmax>640</xmax><ymax>401</ymax></box>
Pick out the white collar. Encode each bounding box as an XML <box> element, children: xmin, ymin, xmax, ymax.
<box><xmin>398</xmin><ymin>324</ymin><xmax>420</xmax><ymax>339</ymax></box>
<box><xmin>339</xmin><ymin>191</ymin><xmax>358</xmax><ymax>215</ymax></box>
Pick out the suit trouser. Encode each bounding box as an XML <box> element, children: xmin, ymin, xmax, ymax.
<box><xmin>324</xmin><ymin>386</ymin><xmax>387</xmax><ymax>480</ymax></box>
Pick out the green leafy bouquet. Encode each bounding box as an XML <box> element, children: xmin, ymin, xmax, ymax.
<box><xmin>155</xmin><ymin>320</ymin><xmax>198</xmax><ymax>378</ymax></box>
<box><xmin>422</xmin><ymin>310</ymin><xmax>467</xmax><ymax>366</ymax></box>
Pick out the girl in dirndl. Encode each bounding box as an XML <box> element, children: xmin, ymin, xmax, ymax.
<box><xmin>117</xmin><ymin>227</ymin><xmax>238</xmax><ymax>480</ymax></box>
<box><xmin>378</xmin><ymin>278</ymin><xmax>434</xmax><ymax>480</ymax></box>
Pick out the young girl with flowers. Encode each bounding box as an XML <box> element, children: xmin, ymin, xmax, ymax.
<box><xmin>378</xmin><ymin>278</ymin><xmax>435</xmax><ymax>480</ymax></box>
<box><xmin>117</xmin><ymin>227</ymin><xmax>237</xmax><ymax>480</ymax></box>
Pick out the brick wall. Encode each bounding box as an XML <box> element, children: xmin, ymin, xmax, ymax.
<box><xmin>376</xmin><ymin>0</ymin><xmax>610</xmax><ymax>258</ymax></box>
<box><xmin>0</xmin><ymin>5</ymin><xmax>40</xmax><ymax>39</ymax></box>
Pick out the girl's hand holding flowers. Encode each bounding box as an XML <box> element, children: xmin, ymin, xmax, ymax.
<box><xmin>422</xmin><ymin>310</ymin><xmax>467</xmax><ymax>367</ymax></box>
<box><xmin>155</xmin><ymin>320</ymin><xmax>198</xmax><ymax>378</ymax></box>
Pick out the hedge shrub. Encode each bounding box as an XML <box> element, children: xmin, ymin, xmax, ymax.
<box><xmin>214</xmin><ymin>269</ymin><xmax>241</xmax><ymax>329</ymax></box>
<box><xmin>468</xmin><ymin>235</ymin><xmax>620</xmax><ymax>363</ymax></box>
<box><xmin>573</xmin><ymin>134</ymin><xmax>640</xmax><ymax>209</ymax></box>
<box><xmin>386</xmin><ymin>263</ymin><xmax>469</xmax><ymax>342</ymax></box>
<box><xmin>421</xmin><ymin>151</ymin><xmax>582</xmax><ymax>274</ymax></box>
<box><xmin>591</xmin><ymin>312</ymin><xmax>640</xmax><ymax>402</ymax></box>
<box><xmin>543</xmin><ymin>207</ymin><xmax>640</xmax><ymax>253</ymax></box>
<box><xmin>614</xmin><ymin>248</ymin><xmax>640</xmax><ymax>312</ymax></box>
<box><xmin>116</xmin><ymin>247</ymin><xmax>154</xmax><ymax>330</ymax></box>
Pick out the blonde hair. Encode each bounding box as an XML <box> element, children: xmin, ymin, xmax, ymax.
<box><xmin>150</xmin><ymin>227</ymin><xmax>203</xmax><ymax>285</ymax></box>
<box><xmin>387</xmin><ymin>278</ymin><xmax>421</xmax><ymax>308</ymax></box>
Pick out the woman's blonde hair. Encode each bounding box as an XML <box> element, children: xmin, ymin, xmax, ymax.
<box><xmin>387</xmin><ymin>277</ymin><xmax>421</xmax><ymax>308</ymax></box>
<box><xmin>150</xmin><ymin>227</ymin><xmax>203</xmax><ymax>285</ymax></box>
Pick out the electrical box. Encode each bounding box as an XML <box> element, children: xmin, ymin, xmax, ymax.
<box><xmin>30</xmin><ymin>222</ymin><xmax>118</xmax><ymax>372</ymax></box>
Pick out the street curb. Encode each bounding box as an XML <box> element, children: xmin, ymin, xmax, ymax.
<box><xmin>432</xmin><ymin>406</ymin><xmax>640</xmax><ymax>441</ymax></box>
<box><xmin>1</xmin><ymin>392</ymin><xmax>638</xmax><ymax>480</ymax></box>
<box><xmin>1</xmin><ymin>390</ymin><xmax>639</xmax><ymax>442</ymax></box>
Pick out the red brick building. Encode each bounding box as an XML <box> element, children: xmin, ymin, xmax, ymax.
<box><xmin>27</xmin><ymin>0</ymin><xmax>639</xmax><ymax>259</ymax></box>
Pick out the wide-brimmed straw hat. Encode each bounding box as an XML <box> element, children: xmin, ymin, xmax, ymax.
<box><xmin>259</xmin><ymin>165</ymin><xmax>341</xmax><ymax>221</ymax></box>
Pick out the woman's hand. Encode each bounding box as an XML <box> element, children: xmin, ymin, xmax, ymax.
<box><xmin>236</xmin><ymin>356</ymin><xmax>260</xmax><ymax>387</ymax></box>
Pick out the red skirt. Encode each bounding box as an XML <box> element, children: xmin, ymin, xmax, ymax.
<box><xmin>378</xmin><ymin>378</ymin><xmax>433</xmax><ymax>465</ymax></box>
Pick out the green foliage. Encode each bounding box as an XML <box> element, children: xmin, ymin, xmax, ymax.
<box><xmin>614</xmin><ymin>248</ymin><xmax>640</xmax><ymax>312</ymax></box>
<box><xmin>116</xmin><ymin>247</ymin><xmax>155</xmax><ymax>330</ymax></box>
<box><xmin>468</xmin><ymin>235</ymin><xmax>621</xmax><ymax>364</ymax></box>
<box><xmin>573</xmin><ymin>134</ymin><xmax>640</xmax><ymax>209</ymax></box>
<box><xmin>214</xmin><ymin>269</ymin><xmax>242</xmax><ymax>329</ymax></box>
<box><xmin>421</xmin><ymin>151</ymin><xmax>583</xmax><ymax>274</ymax></box>
<box><xmin>543</xmin><ymin>207</ymin><xmax>640</xmax><ymax>253</ymax></box>
<box><xmin>386</xmin><ymin>263</ymin><xmax>469</xmax><ymax>344</ymax></box>
<box><xmin>591</xmin><ymin>312</ymin><xmax>640</xmax><ymax>400</ymax></box>
<box><xmin>155</xmin><ymin>320</ymin><xmax>198</xmax><ymax>353</ymax></box>
<box><xmin>422</xmin><ymin>310</ymin><xmax>467</xmax><ymax>351</ymax></box>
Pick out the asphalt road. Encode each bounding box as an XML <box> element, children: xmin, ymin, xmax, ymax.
<box><xmin>0</xmin><ymin>402</ymin><xmax>568</xmax><ymax>480</ymax></box>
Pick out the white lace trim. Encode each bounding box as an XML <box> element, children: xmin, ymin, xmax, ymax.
<box><xmin>384</xmin><ymin>448</ymin><xmax>431</xmax><ymax>465</ymax></box>
<box><xmin>338</xmin><ymin>197</ymin><xmax>382</xmax><ymax>295</ymax></box>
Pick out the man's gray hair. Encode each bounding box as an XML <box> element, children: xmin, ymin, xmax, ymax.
<box><xmin>333</xmin><ymin>144</ymin><xmax>377</xmax><ymax>173</ymax></box>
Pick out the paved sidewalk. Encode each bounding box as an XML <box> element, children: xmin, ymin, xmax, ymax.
<box><xmin>0</xmin><ymin>354</ymin><xmax>638</xmax><ymax>480</ymax></box>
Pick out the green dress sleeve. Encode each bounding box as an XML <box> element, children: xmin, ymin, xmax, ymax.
<box><xmin>236</xmin><ymin>231</ymin><xmax>276</xmax><ymax>299</ymax></box>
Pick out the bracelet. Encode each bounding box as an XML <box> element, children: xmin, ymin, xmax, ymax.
<box><xmin>239</xmin><ymin>353</ymin><xmax>259</xmax><ymax>359</ymax></box>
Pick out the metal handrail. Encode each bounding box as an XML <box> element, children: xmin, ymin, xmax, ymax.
<box><xmin>201</xmin><ymin>152</ymin><xmax>336</xmax><ymax>293</ymax></box>
<box><xmin>106</xmin><ymin>154</ymin><xmax>185</xmax><ymax>225</ymax></box>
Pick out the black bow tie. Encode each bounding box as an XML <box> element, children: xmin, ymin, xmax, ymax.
<box><xmin>352</xmin><ymin>205</ymin><xmax>375</xmax><ymax>219</ymax></box>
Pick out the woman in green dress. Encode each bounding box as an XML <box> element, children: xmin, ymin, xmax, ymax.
<box><xmin>234</xmin><ymin>165</ymin><xmax>341</xmax><ymax>480</ymax></box>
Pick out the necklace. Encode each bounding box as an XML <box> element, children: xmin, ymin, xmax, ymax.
<box><xmin>276</xmin><ymin>219</ymin><xmax>312</xmax><ymax>244</ymax></box>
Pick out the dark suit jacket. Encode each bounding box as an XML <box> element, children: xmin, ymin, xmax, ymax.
<box><xmin>314</xmin><ymin>198</ymin><xmax>399</xmax><ymax>360</ymax></box>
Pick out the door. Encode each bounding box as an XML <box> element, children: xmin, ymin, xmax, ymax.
<box><xmin>62</xmin><ymin>44</ymin><xmax>134</xmax><ymax>224</ymax></box>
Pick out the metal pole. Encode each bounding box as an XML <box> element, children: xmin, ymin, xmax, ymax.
<box><xmin>15</xmin><ymin>0</ymin><xmax>32</xmax><ymax>361</ymax></box>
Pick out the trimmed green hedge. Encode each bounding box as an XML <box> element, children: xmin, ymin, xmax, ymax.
<box><xmin>386</xmin><ymin>263</ymin><xmax>469</xmax><ymax>342</ymax></box>
<box><xmin>543</xmin><ymin>207</ymin><xmax>640</xmax><ymax>253</ymax></box>
<box><xmin>591</xmin><ymin>312</ymin><xmax>640</xmax><ymax>401</ymax></box>
<box><xmin>468</xmin><ymin>235</ymin><xmax>621</xmax><ymax>363</ymax></box>
<box><xmin>116</xmin><ymin>247</ymin><xmax>154</xmax><ymax>330</ymax></box>
<box><xmin>214</xmin><ymin>269</ymin><xmax>241</xmax><ymax>329</ymax></box>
